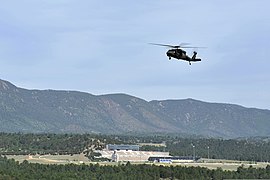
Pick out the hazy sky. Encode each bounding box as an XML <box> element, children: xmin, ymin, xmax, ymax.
<box><xmin>0</xmin><ymin>0</ymin><xmax>270</xmax><ymax>109</ymax></box>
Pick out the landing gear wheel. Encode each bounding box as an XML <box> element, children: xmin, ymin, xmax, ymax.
<box><xmin>168</xmin><ymin>56</ymin><xmax>171</xmax><ymax>60</ymax></box>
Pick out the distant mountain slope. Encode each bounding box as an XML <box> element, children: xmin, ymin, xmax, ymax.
<box><xmin>0</xmin><ymin>79</ymin><xmax>270</xmax><ymax>138</ymax></box>
<box><xmin>149</xmin><ymin>99</ymin><xmax>270</xmax><ymax>138</ymax></box>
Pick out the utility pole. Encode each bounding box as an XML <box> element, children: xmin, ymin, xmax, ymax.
<box><xmin>207</xmin><ymin>146</ymin><xmax>210</xmax><ymax>160</ymax></box>
<box><xmin>191</xmin><ymin>144</ymin><xmax>195</xmax><ymax>161</ymax></box>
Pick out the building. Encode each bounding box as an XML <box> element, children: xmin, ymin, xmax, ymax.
<box><xmin>148</xmin><ymin>156</ymin><xmax>200</xmax><ymax>163</ymax></box>
<box><xmin>96</xmin><ymin>144</ymin><xmax>170</xmax><ymax>162</ymax></box>
<box><xmin>159</xmin><ymin>159</ymin><xmax>172</xmax><ymax>164</ymax></box>
<box><xmin>96</xmin><ymin>150</ymin><xmax>170</xmax><ymax>162</ymax></box>
<box><xmin>106</xmin><ymin>144</ymin><xmax>140</xmax><ymax>151</ymax></box>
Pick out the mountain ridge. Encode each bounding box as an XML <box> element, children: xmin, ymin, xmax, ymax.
<box><xmin>0</xmin><ymin>79</ymin><xmax>269</xmax><ymax>138</ymax></box>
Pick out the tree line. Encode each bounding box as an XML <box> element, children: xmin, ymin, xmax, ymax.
<box><xmin>0</xmin><ymin>156</ymin><xmax>270</xmax><ymax>179</ymax></box>
<box><xmin>1</xmin><ymin>133</ymin><xmax>270</xmax><ymax>162</ymax></box>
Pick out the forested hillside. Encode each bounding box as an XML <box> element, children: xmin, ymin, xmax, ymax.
<box><xmin>1</xmin><ymin>79</ymin><xmax>270</xmax><ymax>138</ymax></box>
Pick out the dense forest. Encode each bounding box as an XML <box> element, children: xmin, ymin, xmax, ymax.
<box><xmin>1</xmin><ymin>133</ymin><xmax>270</xmax><ymax>162</ymax></box>
<box><xmin>1</xmin><ymin>156</ymin><xmax>270</xmax><ymax>179</ymax></box>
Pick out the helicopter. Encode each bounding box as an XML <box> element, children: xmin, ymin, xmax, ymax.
<box><xmin>150</xmin><ymin>43</ymin><xmax>205</xmax><ymax>65</ymax></box>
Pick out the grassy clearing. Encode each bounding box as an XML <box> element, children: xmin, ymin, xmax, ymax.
<box><xmin>6</xmin><ymin>154</ymin><xmax>89</xmax><ymax>165</ymax></box>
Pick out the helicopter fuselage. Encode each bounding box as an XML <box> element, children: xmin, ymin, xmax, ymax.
<box><xmin>166</xmin><ymin>48</ymin><xmax>187</xmax><ymax>60</ymax></box>
<box><xmin>166</xmin><ymin>48</ymin><xmax>201</xmax><ymax>65</ymax></box>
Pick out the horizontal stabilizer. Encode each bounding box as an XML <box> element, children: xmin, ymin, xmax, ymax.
<box><xmin>191</xmin><ymin>59</ymin><xmax>201</xmax><ymax>62</ymax></box>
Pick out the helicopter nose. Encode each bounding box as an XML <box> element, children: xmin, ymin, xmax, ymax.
<box><xmin>166</xmin><ymin>51</ymin><xmax>173</xmax><ymax>57</ymax></box>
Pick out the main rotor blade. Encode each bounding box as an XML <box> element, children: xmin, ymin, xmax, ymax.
<box><xmin>149</xmin><ymin>43</ymin><xmax>207</xmax><ymax>49</ymax></box>
<box><xmin>149</xmin><ymin>43</ymin><xmax>179</xmax><ymax>48</ymax></box>
<box><xmin>181</xmin><ymin>46</ymin><xmax>207</xmax><ymax>49</ymax></box>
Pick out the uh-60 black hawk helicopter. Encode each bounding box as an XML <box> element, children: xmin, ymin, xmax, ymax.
<box><xmin>150</xmin><ymin>43</ymin><xmax>205</xmax><ymax>65</ymax></box>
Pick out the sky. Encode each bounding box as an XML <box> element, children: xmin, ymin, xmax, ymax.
<box><xmin>0</xmin><ymin>0</ymin><xmax>270</xmax><ymax>109</ymax></box>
